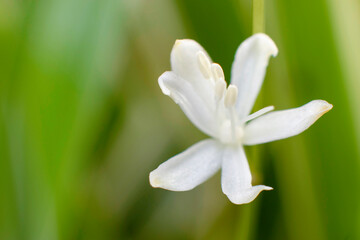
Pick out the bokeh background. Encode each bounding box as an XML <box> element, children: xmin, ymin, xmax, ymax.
<box><xmin>1</xmin><ymin>0</ymin><xmax>360</xmax><ymax>239</ymax></box>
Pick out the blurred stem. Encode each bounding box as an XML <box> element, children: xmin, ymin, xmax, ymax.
<box><xmin>235</xmin><ymin>204</ymin><xmax>257</xmax><ymax>239</ymax></box>
<box><xmin>252</xmin><ymin>0</ymin><xmax>265</xmax><ymax>33</ymax></box>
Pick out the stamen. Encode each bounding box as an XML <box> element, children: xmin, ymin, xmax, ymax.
<box><xmin>211</xmin><ymin>63</ymin><xmax>225</xmax><ymax>82</ymax></box>
<box><xmin>223</xmin><ymin>85</ymin><xmax>240</xmax><ymax>142</ymax></box>
<box><xmin>224</xmin><ymin>85</ymin><xmax>238</xmax><ymax>108</ymax></box>
<box><xmin>215</xmin><ymin>80</ymin><xmax>226</xmax><ymax>102</ymax></box>
<box><xmin>242</xmin><ymin>105</ymin><xmax>274</xmax><ymax>123</ymax></box>
<box><xmin>196</xmin><ymin>51</ymin><xmax>212</xmax><ymax>79</ymax></box>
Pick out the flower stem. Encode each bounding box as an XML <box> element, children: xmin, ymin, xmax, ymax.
<box><xmin>252</xmin><ymin>0</ymin><xmax>265</xmax><ymax>34</ymax></box>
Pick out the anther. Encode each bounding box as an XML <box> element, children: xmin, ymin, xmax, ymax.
<box><xmin>214</xmin><ymin>80</ymin><xmax>226</xmax><ymax>102</ymax></box>
<box><xmin>224</xmin><ymin>85</ymin><xmax>238</xmax><ymax>108</ymax></box>
<box><xmin>211</xmin><ymin>63</ymin><xmax>225</xmax><ymax>82</ymax></box>
<box><xmin>196</xmin><ymin>51</ymin><xmax>212</xmax><ymax>79</ymax></box>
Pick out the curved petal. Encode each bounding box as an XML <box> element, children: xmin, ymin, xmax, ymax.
<box><xmin>230</xmin><ymin>33</ymin><xmax>278</xmax><ymax>118</ymax></box>
<box><xmin>150</xmin><ymin>139</ymin><xmax>224</xmax><ymax>191</ymax></box>
<box><xmin>171</xmin><ymin>39</ymin><xmax>215</xmax><ymax>104</ymax></box>
<box><xmin>159</xmin><ymin>71</ymin><xmax>218</xmax><ymax>137</ymax></box>
<box><xmin>221</xmin><ymin>145</ymin><xmax>272</xmax><ymax>205</ymax></box>
<box><xmin>243</xmin><ymin>100</ymin><xmax>333</xmax><ymax>145</ymax></box>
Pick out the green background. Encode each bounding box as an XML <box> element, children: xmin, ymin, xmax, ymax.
<box><xmin>1</xmin><ymin>0</ymin><xmax>359</xmax><ymax>239</ymax></box>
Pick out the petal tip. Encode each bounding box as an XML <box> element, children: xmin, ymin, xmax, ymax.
<box><xmin>322</xmin><ymin>102</ymin><xmax>333</xmax><ymax>112</ymax></box>
<box><xmin>320</xmin><ymin>103</ymin><xmax>333</xmax><ymax>114</ymax></box>
<box><xmin>174</xmin><ymin>39</ymin><xmax>182</xmax><ymax>47</ymax></box>
<box><xmin>149</xmin><ymin>171</ymin><xmax>161</xmax><ymax>188</ymax></box>
<box><xmin>251</xmin><ymin>33</ymin><xmax>279</xmax><ymax>57</ymax></box>
<box><xmin>174</xmin><ymin>39</ymin><xmax>192</xmax><ymax>48</ymax></box>
<box><xmin>226</xmin><ymin>185</ymin><xmax>272</xmax><ymax>205</ymax></box>
<box><xmin>310</xmin><ymin>100</ymin><xmax>333</xmax><ymax>118</ymax></box>
<box><xmin>173</xmin><ymin>39</ymin><xmax>196</xmax><ymax>49</ymax></box>
<box><xmin>158</xmin><ymin>71</ymin><xmax>174</xmax><ymax>96</ymax></box>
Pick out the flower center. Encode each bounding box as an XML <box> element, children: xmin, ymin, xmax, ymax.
<box><xmin>219</xmin><ymin>120</ymin><xmax>244</xmax><ymax>144</ymax></box>
<box><xmin>197</xmin><ymin>51</ymin><xmax>243</xmax><ymax>144</ymax></box>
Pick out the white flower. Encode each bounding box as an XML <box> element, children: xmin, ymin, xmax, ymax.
<box><xmin>149</xmin><ymin>33</ymin><xmax>332</xmax><ymax>204</ymax></box>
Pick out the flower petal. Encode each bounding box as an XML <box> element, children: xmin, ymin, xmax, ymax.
<box><xmin>243</xmin><ymin>100</ymin><xmax>333</xmax><ymax>145</ymax></box>
<box><xmin>171</xmin><ymin>39</ymin><xmax>211</xmax><ymax>81</ymax></box>
<box><xmin>171</xmin><ymin>39</ymin><xmax>215</xmax><ymax>103</ymax></box>
<box><xmin>159</xmin><ymin>71</ymin><xmax>218</xmax><ymax>137</ymax></box>
<box><xmin>230</xmin><ymin>33</ymin><xmax>278</xmax><ymax>118</ymax></box>
<box><xmin>150</xmin><ymin>139</ymin><xmax>224</xmax><ymax>191</ymax></box>
<box><xmin>221</xmin><ymin>145</ymin><xmax>272</xmax><ymax>204</ymax></box>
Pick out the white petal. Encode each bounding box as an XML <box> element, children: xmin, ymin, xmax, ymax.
<box><xmin>230</xmin><ymin>33</ymin><xmax>278</xmax><ymax>118</ymax></box>
<box><xmin>171</xmin><ymin>39</ymin><xmax>211</xmax><ymax>83</ymax></box>
<box><xmin>243</xmin><ymin>100</ymin><xmax>333</xmax><ymax>145</ymax></box>
<box><xmin>150</xmin><ymin>139</ymin><xmax>224</xmax><ymax>191</ymax></box>
<box><xmin>171</xmin><ymin>39</ymin><xmax>215</xmax><ymax>103</ymax></box>
<box><xmin>159</xmin><ymin>71</ymin><xmax>218</xmax><ymax>137</ymax></box>
<box><xmin>221</xmin><ymin>145</ymin><xmax>272</xmax><ymax>205</ymax></box>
